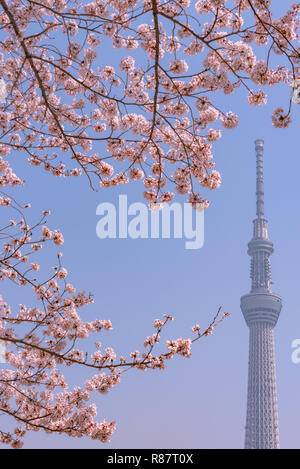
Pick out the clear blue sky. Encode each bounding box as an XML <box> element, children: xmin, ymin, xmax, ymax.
<box><xmin>2</xmin><ymin>3</ymin><xmax>300</xmax><ymax>449</ymax></box>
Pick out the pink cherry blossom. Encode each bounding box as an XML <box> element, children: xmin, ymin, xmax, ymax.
<box><xmin>247</xmin><ymin>89</ymin><xmax>268</xmax><ymax>106</ymax></box>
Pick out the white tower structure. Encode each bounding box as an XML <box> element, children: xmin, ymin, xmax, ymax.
<box><xmin>240</xmin><ymin>139</ymin><xmax>282</xmax><ymax>449</ymax></box>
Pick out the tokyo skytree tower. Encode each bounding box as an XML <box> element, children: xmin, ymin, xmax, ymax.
<box><xmin>240</xmin><ymin>140</ymin><xmax>282</xmax><ymax>449</ymax></box>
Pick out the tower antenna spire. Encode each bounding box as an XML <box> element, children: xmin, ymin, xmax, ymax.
<box><xmin>255</xmin><ymin>139</ymin><xmax>264</xmax><ymax>218</ymax></box>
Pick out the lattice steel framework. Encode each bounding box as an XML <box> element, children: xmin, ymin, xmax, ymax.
<box><xmin>240</xmin><ymin>140</ymin><xmax>282</xmax><ymax>449</ymax></box>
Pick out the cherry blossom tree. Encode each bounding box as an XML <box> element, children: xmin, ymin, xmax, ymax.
<box><xmin>0</xmin><ymin>0</ymin><xmax>299</xmax><ymax>207</ymax></box>
<box><xmin>0</xmin><ymin>185</ymin><xmax>229</xmax><ymax>448</ymax></box>
<box><xmin>0</xmin><ymin>0</ymin><xmax>299</xmax><ymax>448</ymax></box>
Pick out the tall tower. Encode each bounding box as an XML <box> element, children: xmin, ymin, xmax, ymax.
<box><xmin>240</xmin><ymin>140</ymin><xmax>282</xmax><ymax>449</ymax></box>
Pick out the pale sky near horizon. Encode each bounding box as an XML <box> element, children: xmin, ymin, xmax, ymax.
<box><xmin>1</xmin><ymin>2</ymin><xmax>300</xmax><ymax>449</ymax></box>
